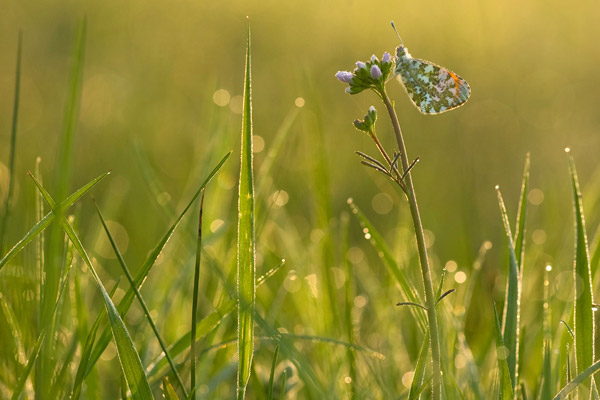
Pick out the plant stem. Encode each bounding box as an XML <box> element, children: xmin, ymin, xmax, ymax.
<box><xmin>381</xmin><ymin>89</ymin><xmax>442</xmax><ymax>399</ymax></box>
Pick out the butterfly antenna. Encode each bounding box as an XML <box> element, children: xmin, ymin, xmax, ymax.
<box><xmin>390</xmin><ymin>21</ymin><xmax>404</xmax><ymax>46</ymax></box>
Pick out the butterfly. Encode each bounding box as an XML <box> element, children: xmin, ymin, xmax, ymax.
<box><xmin>392</xmin><ymin>23</ymin><xmax>471</xmax><ymax>115</ymax></box>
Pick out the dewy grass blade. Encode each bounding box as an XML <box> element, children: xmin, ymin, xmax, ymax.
<box><xmin>237</xmin><ymin>21</ymin><xmax>256</xmax><ymax>400</ymax></box>
<box><xmin>41</xmin><ymin>21</ymin><xmax>87</xmax><ymax>389</ymax></box>
<box><xmin>493</xmin><ymin>303</ymin><xmax>513</xmax><ymax>400</ymax></box>
<box><xmin>347</xmin><ymin>198</ymin><xmax>426</xmax><ymax>332</ymax></box>
<box><xmin>191</xmin><ymin>190</ymin><xmax>205</xmax><ymax>397</ymax></box>
<box><xmin>408</xmin><ymin>330</ymin><xmax>430</xmax><ymax>400</ymax></box>
<box><xmin>513</xmin><ymin>154</ymin><xmax>530</xmax><ymax>271</ymax></box>
<box><xmin>554</xmin><ymin>358</ymin><xmax>600</xmax><ymax>400</ymax></box>
<box><xmin>71</xmin><ymin>278</ymin><xmax>122</xmax><ymax>400</ymax></box>
<box><xmin>94</xmin><ymin>200</ymin><xmax>188</xmax><ymax>397</ymax></box>
<box><xmin>495</xmin><ymin>186</ymin><xmax>521</xmax><ymax>391</ymax></box>
<box><xmin>567</xmin><ymin>149</ymin><xmax>595</xmax><ymax>393</ymax></box>
<box><xmin>267</xmin><ymin>345</ymin><xmax>280</xmax><ymax>400</ymax></box>
<box><xmin>0</xmin><ymin>170</ymin><xmax>110</xmax><ymax>271</ymax></box>
<box><xmin>11</xmin><ymin>236</ymin><xmax>73</xmax><ymax>400</ymax></box>
<box><xmin>341</xmin><ymin>212</ymin><xmax>356</xmax><ymax>400</ymax></box>
<box><xmin>28</xmin><ymin>173</ymin><xmax>154</xmax><ymax>399</ymax></box>
<box><xmin>146</xmin><ymin>259</ymin><xmax>284</xmax><ymax>381</ymax></box>
<box><xmin>0</xmin><ymin>31</ymin><xmax>22</xmax><ymax>253</ymax></box>
<box><xmin>85</xmin><ymin>151</ymin><xmax>230</xmax><ymax>377</ymax></box>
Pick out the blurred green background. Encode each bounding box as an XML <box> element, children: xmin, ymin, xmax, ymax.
<box><xmin>2</xmin><ymin>0</ymin><xmax>600</xmax><ymax>397</ymax></box>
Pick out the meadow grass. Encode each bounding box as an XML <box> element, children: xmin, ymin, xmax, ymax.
<box><xmin>1</xmin><ymin>15</ymin><xmax>600</xmax><ymax>400</ymax></box>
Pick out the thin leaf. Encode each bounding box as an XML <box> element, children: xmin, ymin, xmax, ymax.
<box><xmin>0</xmin><ymin>31</ymin><xmax>22</xmax><ymax>253</ymax></box>
<box><xmin>71</xmin><ymin>277</ymin><xmax>122</xmax><ymax>400</ymax></box>
<box><xmin>29</xmin><ymin>173</ymin><xmax>154</xmax><ymax>399</ymax></box>
<box><xmin>146</xmin><ymin>259</ymin><xmax>283</xmax><ymax>381</ymax></box>
<box><xmin>513</xmin><ymin>153</ymin><xmax>530</xmax><ymax>271</ymax></box>
<box><xmin>493</xmin><ymin>303</ymin><xmax>513</xmax><ymax>400</ymax></box>
<box><xmin>0</xmin><ymin>170</ymin><xmax>110</xmax><ymax>271</ymax></box>
<box><xmin>85</xmin><ymin>151</ymin><xmax>230</xmax><ymax>377</ymax></box>
<box><xmin>347</xmin><ymin>198</ymin><xmax>426</xmax><ymax>331</ymax></box>
<box><xmin>237</xmin><ymin>22</ymin><xmax>256</xmax><ymax>400</ymax></box>
<box><xmin>496</xmin><ymin>186</ymin><xmax>521</xmax><ymax>390</ymax></box>
<box><xmin>341</xmin><ymin>212</ymin><xmax>356</xmax><ymax>400</ymax></box>
<box><xmin>163</xmin><ymin>378</ymin><xmax>181</xmax><ymax>400</ymax></box>
<box><xmin>191</xmin><ymin>190</ymin><xmax>205</xmax><ymax>397</ymax></box>
<box><xmin>94</xmin><ymin>200</ymin><xmax>188</xmax><ymax>397</ymax></box>
<box><xmin>279</xmin><ymin>370</ymin><xmax>287</xmax><ymax>400</ymax></box>
<box><xmin>267</xmin><ymin>346</ymin><xmax>280</xmax><ymax>400</ymax></box>
<box><xmin>408</xmin><ymin>330</ymin><xmax>430</xmax><ymax>400</ymax></box>
<box><xmin>11</xmin><ymin>328</ymin><xmax>45</xmax><ymax>400</ymax></box>
<box><xmin>568</xmin><ymin>151</ymin><xmax>595</xmax><ymax>396</ymax></box>
<box><xmin>554</xmin><ymin>358</ymin><xmax>600</xmax><ymax>399</ymax></box>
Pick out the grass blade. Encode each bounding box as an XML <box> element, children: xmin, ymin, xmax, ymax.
<box><xmin>495</xmin><ymin>186</ymin><xmax>521</xmax><ymax>391</ymax></box>
<box><xmin>513</xmin><ymin>153</ymin><xmax>530</xmax><ymax>271</ymax></box>
<box><xmin>29</xmin><ymin>173</ymin><xmax>154</xmax><ymax>399</ymax></box>
<box><xmin>408</xmin><ymin>330</ymin><xmax>430</xmax><ymax>400</ymax></box>
<box><xmin>493</xmin><ymin>303</ymin><xmax>513</xmax><ymax>400</ymax></box>
<box><xmin>237</xmin><ymin>22</ymin><xmax>256</xmax><ymax>400</ymax></box>
<box><xmin>267</xmin><ymin>345</ymin><xmax>280</xmax><ymax>400</ymax></box>
<box><xmin>191</xmin><ymin>190</ymin><xmax>205</xmax><ymax>397</ymax></box>
<box><xmin>554</xmin><ymin>358</ymin><xmax>600</xmax><ymax>400</ymax></box>
<box><xmin>347</xmin><ymin>198</ymin><xmax>427</xmax><ymax>332</ymax></box>
<box><xmin>567</xmin><ymin>150</ymin><xmax>595</xmax><ymax>394</ymax></box>
<box><xmin>341</xmin><ymin>212</ymin><xmax>356</xmax><ymax>400</ymax></box>
<box><xmin>0</xmin><ymin>170</ymin><xmax>110</xmax><ymax>271</ymax></box>
<box><xmin>0</xmin><ymin>31</ymin><xmax>22</xmax><ymax>253</ymax></box>
<box><xmin>85</xmin><ymin>151</ymin><xmax>230</xmax><ymax>376</ymax></box>
<box><xmin>94</xmin><ymin>200</ymin><xmax>188</xmax><ymax>397</ymax></box>
<box><xmin>71</xmin><ymin>277</ymin><xmax>122</xmax><ymax>400</ymax></box>
<box><xmin>10</xmin><ymin>326</ymin><xmax>45</xmax><ymax>400</ymax></box>
<box><xmin>163</xmin><ymin>378</ymin><xmax>181</xmax><ymax>400</ymax></box>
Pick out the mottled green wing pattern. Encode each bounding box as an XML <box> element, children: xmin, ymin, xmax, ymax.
<box><xmin>394</xmin><ymin>46</ymin><xmax>470</xmax><ymax>114</ymax></box>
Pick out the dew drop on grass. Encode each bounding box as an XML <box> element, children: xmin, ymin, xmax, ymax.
<box><xmin>295</xmin><ymin>97</ymin><xmax>305</xmax><ymax>107</ymax></box>
<box><xmin>229</xmin><ymin>95</ymin><xmax>243</xmax><ymax>114</ymax></box>
<box><xmin>310</xmin><ymin>229</ymin><xmax>324</xmax><ymax>243</ymax></box>
<box><xmin>218</xmin><ymin>172</ymin><xmax>235</xmax><ymax>190</ymax></box>
<box><xmin>283</xmin><ymin>270</ymin><xmax>301</xmax><ymax>293</ymax></box>
<box><xmin>372</xmin><ymin>192</ymin><xmax>393</xmax><ymax>214</ymax></box>
<box><xmin>454</xmin><ymin>354</ymin><xmax>467</xmax><ymax>369</ymax></box>
<box><xmin>424</xmin><ymin>229</ymin><xmax>435</xmax><ymax>248</ymax></box>
<box><xmin>346</xmin><ymin>247</ymin><xmax>364</xmax><ymax>264</ymax></box>
<box><xmin>253</xmin><ymin>135</ymin><xmax>265</xmax><ymax>153</ymax></box>
<box><xmin>528</xmin><ymin>188</ymin><xmax>544</xmax><ymax>205</ymax></box>
<box><xmin>210</xmin><ymin>219</ymin><xmax>224</xmax><ymax>232</ymax></box>
<box><xmin>353</xmin><ymin>295</ymin><xmax>368</xmax><ymax>308</ymax></box>
<box><xmin>532</xmin><ymin>229</ymin><xmax>546</xmax><ymax>244</ymax></box>
<box><xmin>401</xmin><ymin>371</ymin><xmax>414</xmax><ymax>388</ymax></box>
<box><xmin>305</xmin><ymin>274</ymin><xmax>318</xmax><ymax>298</ymax></box>
<box><xmin>271</xmin><ymin>189</ymin><xmax>289</xmax><ymax>207</ymax></box>
<box><xmin>496</xmin><ymin>345</ymin><xmax>509</xmax><ymax>360</ymax></box>
<box><xmin>454</xmin><ymin>271</ymin><xmax>467</xmax><ymax>284</ymax></box>
<box><xmin>212</xmin><ymin>89</ymin><xmax>230</xmax><ymax>106</ymax></box>
<box><xmin>157</xmin><ymin>191</ymin><xmax>171</xmax><ymax>206</ymax></box>
<box><xmin>344</xmin><ymin>376</ymin><xmax>352</xmax><ymax>384</ymax></box>
<box><xmin>545</xmin><ymin>264</ymin><xmax>552</xmax><ymax>271</ymax></box>
<box><xmin>445</xmin><ymin>260</ymin><xmax>457</xmax><ymax>272</ymax></box>
<box><xmin>94</xmin><ymin>220</ymin><xmax>130</xmax><ymax>259</ymax></box>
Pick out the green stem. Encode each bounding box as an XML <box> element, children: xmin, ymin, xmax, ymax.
<box><xmin>381</xmin><ymin>89</ymin><xmax>442</xmax><ymax>399</ymax></box>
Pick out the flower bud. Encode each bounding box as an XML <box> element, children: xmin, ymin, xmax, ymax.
<box><xmin>355</xmin><ymin>61</ymin><xmax>367</xmax><ymax>70</ymax></box>
<box><xmin>370</xmin><ymin>65</ymin><xmax>382</xmax><ymax>79</ymax></box>
<box><xmin>382</xmin><ymin>52</ymin><xmax>391</xmax><ymax>64</ymax></box>
<box><xmin>370</xmin><ymin>54</ymin><xmax>379</xmax><ymax>63</ymax></box>
<box><xmin>335</xmin><ymin>71</ymin><xmax>354</xmax><ymax>83</ymax></box>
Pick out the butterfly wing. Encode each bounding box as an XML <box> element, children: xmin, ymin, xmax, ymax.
<box><xmin>395</xmin><ymin>46</ymin><xmax>470</xmax><ymax>115</ymax></box>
